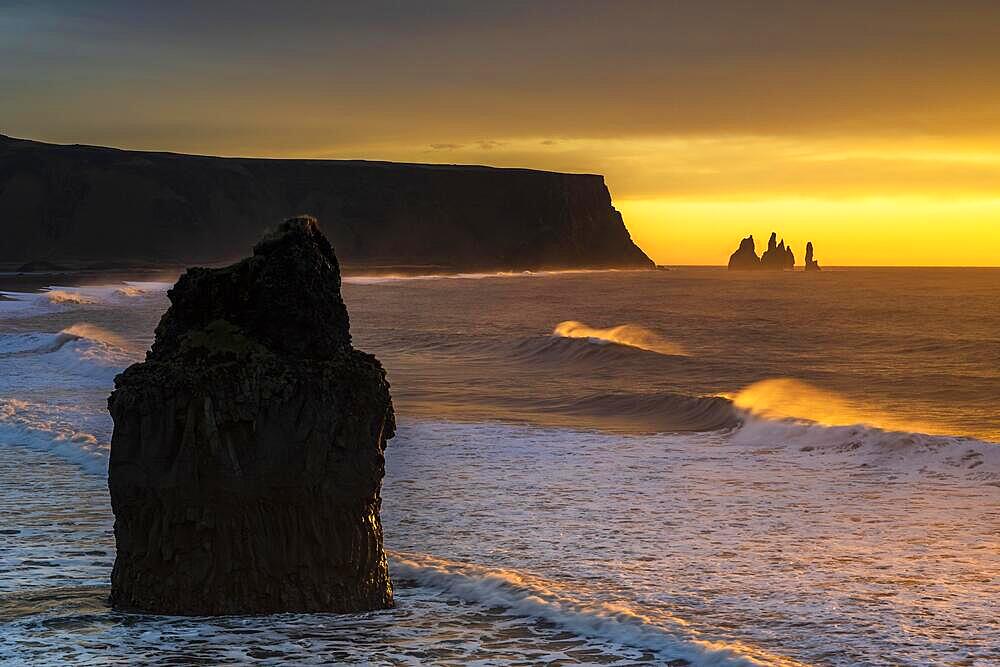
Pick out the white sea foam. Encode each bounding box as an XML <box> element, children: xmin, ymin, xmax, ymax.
<box><xmin>731</xmin><ymin>415</ymin><xmax>1000</xmax><ymax>483</ymax></box>
<box><xmin>0</xmin><ymin>282</ymin><xmax>170</xmax><ymax>318</ymax></box>
<box><xmin>0</xmin><ymin>399</ymin><xmax>108</xmax><ymax>475</ymax></box>
<box><xmin>0</xmin><ymin>325</ymin><xmax>136</xmax><ymax>387</ymax></box>
<box><xmin>390</xmin><ymin>551</ymin><xmax>797</xmax><ymax>666</ymax></box>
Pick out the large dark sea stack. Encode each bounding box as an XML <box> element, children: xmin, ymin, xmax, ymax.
<box><xmin>107</xmin><ymin>216</ymin><xmax>395</xmax><ymax>616</ymax></box>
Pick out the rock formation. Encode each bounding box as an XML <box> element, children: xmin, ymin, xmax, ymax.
<box><xmin>728</xmin><ymin>231</ymin><xmax>797</xmax><ymax>270</ymax></box>
<box><xmin>805</xmin><ymin>241</ymin><xmax>821</xmax><ymax>271</ymax></box>
<box><xmin>760</xmin><ymin>232</ymin><xmax>795</xmax><ymax>270</ymax></box>
<box><xmin>728</xmin><ymin>235</ymin><xmax>761</xmax><ymax>269</ymax></box>
<box><xmin>0</xmin><ymin>134</ymin><xmax>653</xmax><ymax>271</ymax></box>
<box><xmin>107</xmin><ymin>216</ymin><xmax>395</xmax><ymax>615</ymax></box>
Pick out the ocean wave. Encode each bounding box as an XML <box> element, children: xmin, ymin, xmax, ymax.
<box><xmin>0</xmin><ymin>325</ymin><xmax>138</xmax><ymax>399</ymax></box>
<box><xmin>521</xmin><ymin>390</ymin><xmax>739</xmax><ymax>433</ymax></box>
<box><xmin>0</xmin><ymin>282</ymin><xmax>170</xmax><ymax>318</ymax></box>
<box><xmin>724</xmin><ymin>379</ymin><xmax>999</xmax><ymax>482</ymax></box>
<box><xmin>389</xmin><ymin>551</ymin><xmax>799</xmax><ymax>666</ymax></box>
<box><xmin>727</xmin><ymin>378</ymin><xmax>938</xmax><ymax>435</ymax></box>
<box><xmin>731</xmin><ymin>415</ymin><xmax>999</xmax><ymax>482</ymax></box>
<box><xmin>553</xmin><ymin>320</ymin><xmax>688</xmax><ymax>356</ymax></box>
<box><xmin>0</xmin><ymin>399</ymin><xmax>108</xmax><ymax>476</ymax></box>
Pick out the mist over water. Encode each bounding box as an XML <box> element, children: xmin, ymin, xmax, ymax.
<box><xmin>1</xmin><ymin>268</ymin><xmax>998</xmax><ymax>665</ymax></box>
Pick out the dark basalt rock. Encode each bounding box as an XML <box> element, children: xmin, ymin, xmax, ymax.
<box><xmin>760</xmin><ymin>232</ymin><xmax>795</xmax><ymax>270</ymax></box>
<box><xmin>727</xmin><ymin>235</ymin><xmax>761</xmax><ymax>270</ymax></box>
<box><xmin>729</xmin><ymin>231</ymin><xmax>799</xmax><ymax>271</ymax></box>
<box><xmin>805</xmin><ymin>241</ymin><xmax>821</xmax><ymax>271</ymax></box>
<box><xmin>107</xmin><ymin>216</ymin><xmax>395</xmax><ymax>616</ymax></box>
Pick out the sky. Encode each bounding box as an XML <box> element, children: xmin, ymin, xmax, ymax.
<box><xmin>3</xmin><ymin>1</ymin><xmax>1000</xmax><ymax>266</ymax></box>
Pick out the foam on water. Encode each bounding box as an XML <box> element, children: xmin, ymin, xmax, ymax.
<box><xmin>390</xmin><ymin>551</ymin><xmax>798</xmax><ymax>666</ymax></box>
<box><xmin>2</xmin><ymin>271</ymin><xmax>999</xmax><ymax>665</ymax></box>
<box><xmin>0</xmin><ymin>282</ymin><xmax>170</xmax><ymax>318</ymax></box>
<box><xmin>0</xmin><ymin>399</ymin><xmax>108</xmax><ymax>475</ymax></box>
<box><xmin>0</xmin><ymin>324</ymin><xmax>137</xmax><ymax>387</ymax></box>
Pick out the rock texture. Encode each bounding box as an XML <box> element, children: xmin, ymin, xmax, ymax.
<box><xmin>107</xmin><ymin>216</ymin><xmax>395</xmax><ymax>615</ymax></box>
<box><xmin>728</xmin><ymin>235</ymin><xmax>761</xmax><ymax>270</ymax></box>
<box><xmin>805</xmin><ymin>241</ymin><xmax>821</xmax><ymax>271</ymax></box>
<box><xmin>0</xmin><ymin>134</ymin><xmax>653</xmax><ymax>271</ymax></box>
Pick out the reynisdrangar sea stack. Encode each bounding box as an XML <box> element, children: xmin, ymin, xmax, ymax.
<box><xmin>106</xmin><ymin>216</ymin><xmax>395</xmax><ymax>615</ymax></box>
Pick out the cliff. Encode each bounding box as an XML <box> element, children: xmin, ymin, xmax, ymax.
<box><xmin>0</xmin><ymin>135</ymin><xmax>653</xmax><ymax>271</ymax></box>
<box><xmin>107</xmin><ymin>217</ymin><xmax>395</xmax><ymax>615</ymax></box>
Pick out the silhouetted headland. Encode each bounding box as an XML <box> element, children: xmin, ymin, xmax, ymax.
<box><xmin>0</xmin><ymin>135</ymin><xmax>652</xmax><ymax>272</ymax></box>
<box><xmin>107</xmin><ymin>216</ymin><xmax>395</xmax><ymax>615</ymax></box>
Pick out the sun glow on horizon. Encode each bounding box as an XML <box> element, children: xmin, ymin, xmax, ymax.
<box><xmin>291</xmin><ymin>135</ymin><xmax>1000</xmax><ymax>268</ymax></box>
<box><xmin>619</xmin><ymin>197</ymin><xmax>1000</xmax><ymax>267</ymax></box>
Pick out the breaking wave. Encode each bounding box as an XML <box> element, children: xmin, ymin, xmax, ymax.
<box><xmin>44</xmin><ymin>290</ymin><xmax>96</xmax><ymax>305</ymax></box>
<box><xmin>553</xmin><ymin>320</ymin><xmax>688</xmax><ymax>356</ymax></box>
<box><xmin>725</xmin><ymin>378</ymin><xmax>999</xmax><ymax>482</ymax></box>
<box><xmin>0</xmin><ymin>324</ymin><xmax>136</xmax><ymax>381</ymax></box>
<box><xmin>0</xmin><ymin>399</ymin><xmax>108</xmax><ymax>476</ymax></box>
<box><xmin>521</xmin><ymin>390</ymin><xmax>740</xmax><ymax>433</ymax></box>
<box><xmin>0</xmin><ymin>282</ymin><xmax>170</xmax><ymax>317</ymax></box>
<box><xmin>390</xmin><ymin>551</ymin><xmax>799</xmax><ymax>666</ymax></box>
<box><xmin>728</xmin><ymin>378</ymin><xmax>938</xmax><ymax>435</ymax></box>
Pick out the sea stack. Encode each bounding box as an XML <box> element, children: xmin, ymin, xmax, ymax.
<box><xmin>805</xmin><ymin>241</ymin><xmax>821</xmax><ymax>271</ymax></box>
<box><xmin>728</xmin><ymin>235</ymin><xmax>761</xmax><ymax>270</ymax></box>
<box><xmin>107</xmin><ymin>216</ymin><xmax>395</xmax><ymax>615</ymax></box>
<box><xmin>760</xmin><ymin>232</ymin><xmax>795</xmax><ymax>270</ymax></box>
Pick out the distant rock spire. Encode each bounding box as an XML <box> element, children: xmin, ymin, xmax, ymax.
<box><xmin>729</xmin><ymin>231</ymin><xmax>804</xmax><ymax>271</ymax></box>
<box><xmin>760</xmin><ymin>231</ymin><xmax>795</xmax><ymax>270</ymax></box>
<box><xmin>727</xmin><ymin>234</ymin><xmax>761</xmax><ymax>270</ymax></box>
<box><xmin>805</xmin><ymin>241</ymin><xmax>821</xmax><ymax>271</ymax></box>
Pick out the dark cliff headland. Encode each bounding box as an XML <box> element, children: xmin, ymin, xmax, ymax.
<box><xmin>0</xmin><ymin>135</ymin><xmax>653</xmax><ymax>272</ymax></box>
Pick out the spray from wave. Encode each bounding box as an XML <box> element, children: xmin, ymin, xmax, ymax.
<box><xmin>727</xmin><ymin>378</ymin><xmax>937</xmax><ymax>434</ymax></box>
<box><xmin>553</xmin><ymin>321</ymin><xmax>688</xmax><ymax>356</ymax></box>
<box><xmin>724</xmin><ymin>378</ymin><xmax>999</xmax><ymax>482</ymax></box>
<box><xmin>43</xmin><ymin>290</ymin><xmax>96</xmax><ymax>305</ymax></box>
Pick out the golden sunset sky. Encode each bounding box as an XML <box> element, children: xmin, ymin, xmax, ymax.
<box><xmin>3</xmin><ymin>1</ymin><xmax>1000</xmax><ymax>265</ymax></box>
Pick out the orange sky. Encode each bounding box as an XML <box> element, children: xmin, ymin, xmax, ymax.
<box><xmin>4</xmin><ymin>2</ymin><xmax>1000</xmax><ymax>265</ymax></box>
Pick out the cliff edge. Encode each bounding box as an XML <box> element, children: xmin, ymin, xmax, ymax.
<box><xmin>0</xmin><ymin>135</ymin><xmax>653</xmax><ymax>271</ymax></box>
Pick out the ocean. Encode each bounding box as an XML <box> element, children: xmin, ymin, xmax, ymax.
<box><xmin>0</xmin><ymin>268</ymin><xmax>997</xmax><ymax>666</ymax></box>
